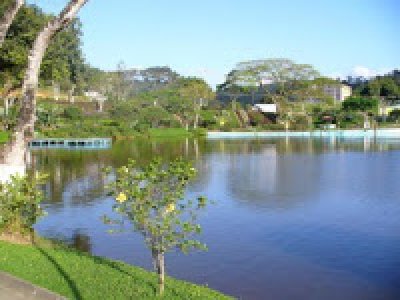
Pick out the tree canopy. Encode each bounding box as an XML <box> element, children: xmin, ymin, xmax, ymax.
<box><xmin>0</xmin><ymin>3</ymin><xmax>88</xmax><ymax>93</ymax></box>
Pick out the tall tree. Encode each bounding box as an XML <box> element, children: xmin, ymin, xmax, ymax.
<box><xmin>18</xmin><ymin>0</ymin><xmax>88</xmax><ymax>135</ymax></box>
<box><xmin>0</xmin><ymin>0</ymin><xmax>24</xmax><ymax>47</ymax></box>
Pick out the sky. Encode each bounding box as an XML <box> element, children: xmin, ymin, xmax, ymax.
<box><xmin>28</xmin><ymin>0</ymin><xmax>399</xmax><ymax>87</ymax></box>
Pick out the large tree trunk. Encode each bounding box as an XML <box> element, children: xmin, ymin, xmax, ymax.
<box><xmin>17</xmin><ymin>0</ymin><xmax>88</xmax><ymax>135</ymax></box>
<box><xmin>152</xmin><ymin>249</ymin><xmax>166</xmax><ymax>295</ymax></box>
<box><xmin>0</xmin><ymin>0</ymin><xmax>24</xmax><ymax>47</ymax></box>
<box><xmin>1</xmin><ymin>0</ymin><xmax>87</xmax><ymax>171</ymax></box>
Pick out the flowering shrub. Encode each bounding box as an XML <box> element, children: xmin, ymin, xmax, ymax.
<box><xmin>0</xmin><ymin>173</ymin><xmax>47</xmax><ymax>235</ymax></box>
<box><xmin>104</xmin><ymin>158</ymin><xmax>208</xmax><ymax>294</ymax></box>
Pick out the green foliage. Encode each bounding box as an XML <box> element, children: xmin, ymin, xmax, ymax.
<box><xmin>389</xmin><ymin>109</ymin><xmax>400</xmax><ymax>121</ymax></box>
<box><xmin>0</xmin><ymin>241</ymin><xmax>230</xmax><ymax>299</ymax></box>
<box><xmin>0</xmin><ymin>131</ymin><xmax>9</xmax><ymax>144</ymax></box>
<box><xmin>222</xmin><ymin>58</ymin><xmax>320</xmax><ymax>88</ymax></box>
<box><xmin>199</xmin><ymin>110</ymin><xmax>217</xmax><ymax>128</ymax></box>
<box><xmin>337</xmin><ymin>112</ymin><xmax>364</xmax><ymax>129</ymax></box>
<box><xmin>342</xmin><ymin>97</ymin><xmax>379</xmax><ymax>113</ymax></box>
<box><xmin>147</xmin><ymin>128</ymin><xmax>192</xmax><ymax>138</ymax></box>
<box><xmin>36</xmin><ymin>103</ymin><xmax>63</xmax><ymax>127</ymax></box>
<box><xmin>0</xmin><ymin>173</ymin><xmax>47</xmax><ymax>234</ymax></box>
<box><xmin>0</xmin><ymin>103</ymin><xmax>20</xmax><ymax>132</ymax></box>
<box><xmin>353</xmin><ymin>71</ymin><xmax>400</xmax><ymax>100</ymax></box>
<box><xmin>63</xmin><ymin>106</ymin><xmax>83</xmax><ymax>120</ymax></box>
<box><xmin>248</xmin><ymin>111</ymin><xmax>267</xmax><ymax>127</ymax></box>
<box><xmin>104</xmin><ymin>158</ymin><xmax>208</xmax><ymax>254</ymax></box>
<box><xmin>0</xmin><ymin>4</ymin><xmax>88</xmax><ymax>92</ymax></box>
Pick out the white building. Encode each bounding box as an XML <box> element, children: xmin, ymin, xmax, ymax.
<box><xmin>252</xmin><ymin>103</ymin><xmax>277</xmax><ymax>114</ymax></box>
<box><xmin>323</xmin><ymin>84</ymin><xmax>352</xmax><ymax>102</ymax></box>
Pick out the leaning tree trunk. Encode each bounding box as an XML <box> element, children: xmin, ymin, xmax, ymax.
<box><xmin>152</xmin><ymin>249</ymin><xmax>166</xmax><ymax>295</ymax></box>
<box><xmin>17</xmin><ymin>0</ymin><xmax>88</xmax><ymax>135</ymax></box>
<box><xmin>0</xmin><ymin>0</ymin><xmax>24</xmax><ymax>47</ymax></box>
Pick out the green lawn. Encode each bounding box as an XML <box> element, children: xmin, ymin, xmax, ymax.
<box><xmin>147</xmin><ymin>128</ymin><xmax>193</xmax><ymax>138</ymax></box>
<box><xmin>0</xmin><ymin>131</ymin><xmax>9</xmax><ymax>144</ymax></box>
<box><xmin>0</xmin><ymin>241</ymin><xmax>230</xmax><ymax>299</ymax></box>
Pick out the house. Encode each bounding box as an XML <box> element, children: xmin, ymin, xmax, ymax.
<box><xmin>251</xmin><ymin>103</ymin><xmax>278</xmax><ymax>123</ymax></box>
<box><xmin>380</xmin><ymin>104</ymin><xmax>400</xmax><ymax>116</ymax></box>
<box><xmin>84</xmin><ymin>91</ymin><xmax>107</xmax><ymax>112</ymax></box>
<box><xmin>252</xmin><ymin>103</ymin><xmax>277</xmax><ymax>114</ymax></box>
<box><xmin>323</xmin><ymin>84</ymin><xmax>352</xmax><ymax>102</ymax></box>
<box><xmin>84</xmin><ymin>91</ymin><xmax>106</xmax><ymax>101</ymax></box>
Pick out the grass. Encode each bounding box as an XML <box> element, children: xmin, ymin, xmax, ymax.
<box><xmin>0</xmin><ymin>241</ymin><xmax>230</xmax><ymax>299</ymax></box>
<box><xmin>147</xmin><ymin>128</ymin><xmax>193</xmax><ymax>138</ymax></box>
<box><xmin>0</xmin><ymin>131</ymin><xmax>9</xmax><ymax>144</ymax></box>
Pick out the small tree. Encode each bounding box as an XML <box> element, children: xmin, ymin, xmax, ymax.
<box><xmin>104</xmin><ymin>158</ymin><xmax>208</xmax><ymax>295</ymax></box>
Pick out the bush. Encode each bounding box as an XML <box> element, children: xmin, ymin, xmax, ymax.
<box><xmin>0</xmin><ymin>131</ymin><xmax>9</xmax><ymax>144</ymax></box>
<box><xmin>0</xmin><ymin>173</ymin><xmax>47</xmax><ymax>235</ymax></box>
<box><xmin>342</xmin><ymin>97</ymin><xmax>379</xmax><ymax>113</ymax></box>
<box><xmin>291</xmin><ymin>115</ymin><xmax>310</xmax><ymax>130</ymax></box>
<box><xmin>261</xmin><ymin>124</ymin><xmax>286</xmax><ymax>131</ymax></box>
<box><xmin>63</xmin><ymin>106</ymin><xmax>83</xmax><ymax>120</ymax></box>
<box><xmin>389</xmin><ymin>109</ymin><xmax>400</xmax><ymax>121</ymax></box>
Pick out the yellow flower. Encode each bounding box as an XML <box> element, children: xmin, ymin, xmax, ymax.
<box><xmin>165</xmin><ymin>203</ymin><xmax>175</xmax><ymax>214</ymax></box>
<box><xmin>116</xmin><ymin>192</ymin><xmax>127</xmax><ymax>203</ymax></box>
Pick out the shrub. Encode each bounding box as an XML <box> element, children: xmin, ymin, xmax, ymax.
<box><xmin>0</xmin><ymin>173</ymin><xmax>47</xmax><ymax>235</ymax></box>
<box><xmin>63</xmin><ymin>106</ymin><xmax>83</xmax><ymax>120</ymax></box>
<box><xmin>389</xmin><ymin>109</ymin><xmax>400</xmax><ymax>121</ymax></box>
<box><xmin>342</xmin><ymin>97</ymin><xmax>379</xmax><ymax>113</ymax></box>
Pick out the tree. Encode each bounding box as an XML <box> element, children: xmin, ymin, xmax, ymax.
<box><xmin>342</xmin><ymin>97</ymin><xmax>379</xmax><ymax>113</ymax></box>
<box><xmin>0</xmin><ymin>0</ymin><xmax>24</xmax><ymax>47</ymax></box>
<box><xmin>224</xmin><ymin>58</ymin><xmax>319</xmax><ymax>89</ymax></box>
<box><xmin>176</xmin><ymin>77</ymin><xmax>215</xmax><ymax>129</ymax></box>
<box><xmin>17</xmin><ymin>0</ymin><xmax>88</xmax><ymax>136</ymax></box>
<box><xmin>0</xmin><ymin>5</ymin><xmax>87</xmax><ymax>92</ymax></box>
<box><xmin>104</xmin><ymin>158</ymin><xmax>208</xmax><ymax>295</ymax></box>
<box><xmin>220</xmin><ymin>59</ymin><xmax>320</xmax><ymax>117</ymax></box>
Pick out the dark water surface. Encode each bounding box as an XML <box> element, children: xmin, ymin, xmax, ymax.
<box><xmin>31</xmin><ymin>137</ymin><xmax>400</xmax><ymax>300</ymax></box>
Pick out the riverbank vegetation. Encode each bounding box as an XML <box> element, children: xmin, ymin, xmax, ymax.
<box><xmin>0</xmin><ymin>240</ymin><xmax>230</xmax><ymax>299</ymax></box>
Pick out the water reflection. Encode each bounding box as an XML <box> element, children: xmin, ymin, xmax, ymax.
<box><xmin>31</xmin><ymin>137</ymin><xmax>400</xmax><ymax>300</ymax></box>
<box><xmin>70</xmin><ymin>231</ymin><xmax>92</xmax><ymax>253</ymax></box>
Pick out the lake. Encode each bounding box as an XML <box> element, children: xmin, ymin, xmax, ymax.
<box><xmin>31</xmin><ymin>137</ymin><xmax>400</xmax><ymax>300</ymax></box>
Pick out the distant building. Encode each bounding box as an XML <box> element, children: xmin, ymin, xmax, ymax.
<box><xmin>323</xmin><ymin>84</ymin><xmax>352</xmax><ymax>102</ymax></box>
<box><xmin>252</xmin><ymin>103</ymin><xmax>278</xmax><ymax>123</ymax></box>
<box><xmin>84</xmin><ymin>90</ymin><xmax>107</xmax><ymax>112</ymax></box>
<box><xmin>252</xmin><ymin>103</ymin><xmax>277</xmax><ymax>114</ymax></box>
<box><xmin>381</xmin><ymin>104</ymin><xmax>400</xmax><ymax>116</ymax></box>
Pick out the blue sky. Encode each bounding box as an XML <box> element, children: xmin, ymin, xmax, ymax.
<box><xmin>28</xmin><ymin>0</ymin><xmax>399</xmax><ymax>87</ymax></box>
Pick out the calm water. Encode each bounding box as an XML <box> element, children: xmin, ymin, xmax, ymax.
<box><xmin>31</xmin><ymin>137</ymin><xmax>400</xmax><ymax>300</ymax></box>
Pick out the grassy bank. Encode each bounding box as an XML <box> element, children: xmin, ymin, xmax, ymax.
<box><xmin>0</xmin><ymin>241</ymin><xmax>230</xmax><ymax>299</ymax></box>
<box><xmin>0</xmin><ymin>131</ymin><xmax>9</xmax><ymax>144</ymax></box>
<box><xmin>147</xmin><ymin>128</ymin><xmax>206</xmax><ymax>138</ymax></box>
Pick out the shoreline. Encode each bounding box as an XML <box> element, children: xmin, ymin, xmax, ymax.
<box><xmin>207</xmin><ymin>128</ymin><xmax>400</xmax><ymax>139</ymax></box>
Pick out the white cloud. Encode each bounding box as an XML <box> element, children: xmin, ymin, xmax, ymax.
<box><xmin>351</xmin><ymin>66</ymin><xmax>379</xmax><ymax>78</ymax></box>
<box><xmin>328</xmin><ymin>66</ymin><xmax>395</xmax><ymax>80</ymax></box>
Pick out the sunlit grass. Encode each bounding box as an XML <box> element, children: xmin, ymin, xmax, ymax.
<box><xmin>0</xmin><ymin>241</ymin><xmax>230</xmax><ymax>299</ymax></box>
